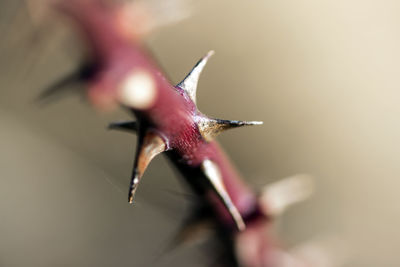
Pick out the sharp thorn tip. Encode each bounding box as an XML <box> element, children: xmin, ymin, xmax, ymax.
<box><xmin>205</xmin><ymin>50</ymin><xmax>215</xmax><ymax>58</ymax></box>
<box><xmin>248</xmin><ymin>121</ymin><xmax>263</xmax><ymax>125</ymax></box>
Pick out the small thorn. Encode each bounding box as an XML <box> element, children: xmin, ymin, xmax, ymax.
<box><xmin>36</xmin><ymin>62</ymin><xmax>95</xmax><ymax>104</ymax></box>
<box><xmin>177</xmin><ymin>50</ymin><xmax>214</xmax><ymax>104</ymax></box>
<box><xmin>169</xmin><ymin>205</ymin><xmax>215</xmax><ymax>249</ymax></box>
<box><xmin>201</xmin><ymin>159</ymin><xmax>246</xmax><ymax>231</ymax></box>
<box><xmin>108</xmin><ymin>121</ymin><xmax>138</xmax><ymax>132</ymax></box>
<box><xmin>128</xmin><ymin>132</ymin><xmax>166</xmax><ymax>203</ymax></box>
<box><xmin>196</xmin><ymin>117</ymin><xmax>263</xmax><ymax>142</ymax></box>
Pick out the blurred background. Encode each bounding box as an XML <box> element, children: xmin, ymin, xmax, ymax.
<box><xmin>1</xmin><ymin>0</ymin><xmax>400</xmax><ymax>266</ymax></box>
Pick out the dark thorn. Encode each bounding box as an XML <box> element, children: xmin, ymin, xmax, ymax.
<box><xmin>108</xmin><ymin>121</ymin><xmax>138</xmax><ymax>133</ymax></box>
<box><xmin>215</xmin><ymin>119</ymin><xmax>263</xmax><ymax>127</ymax></box>
<box><xmin>35</xmin><ymin>62</ymin><xmax>96</xmax><ymax>105</ymax></box>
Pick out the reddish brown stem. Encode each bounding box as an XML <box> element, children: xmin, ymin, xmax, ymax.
<box><xmin>50</xmin><ymin>0</ymin><xmax>279</xmax><ymax>265</ymax></box>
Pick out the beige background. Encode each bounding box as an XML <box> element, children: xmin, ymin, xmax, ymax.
<box><xmin>1</xmin><ymin>0</ymin><xmax>400</xmax><ymax>266</ymax></box>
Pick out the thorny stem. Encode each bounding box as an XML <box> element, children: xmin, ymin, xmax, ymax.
<box><xmin>43</xmin><ymin>0</ymin><xmax>309</xmax><ymax>266</ymax></box>
<box><xmin>52</xmin><ymin>0</ymin><xmax>266</xmax><ymax>229</ymax></box>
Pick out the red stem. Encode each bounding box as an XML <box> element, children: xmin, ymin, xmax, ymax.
<box><xmin>52</xmin><ymin>1</ymin><xmax>278</xmax><ymax>265</ymax></box>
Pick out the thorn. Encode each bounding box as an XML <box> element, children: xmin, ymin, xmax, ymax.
<box><xmin>259</xmin><ymin>174</ymin><xmax>315</xmax><ymax>216</ymax></box>
<box><xmin>169</xmin><ymin>205</ymin><xmax>215</xmax><ymax>250</ymax></box>
<box><xmin>201</xmin><ymin>159</ymin><xmax>246</xmax><ymax>231</ymax></box>
<box><xmin>177</xmin><ymin>50</ymin><xmax>214</xmax><ymax>104</ymax></box>
<box><xmin>172</xmin><ymin>219</ymin><xmax>214</xmax><ymax>247</ymax></box>
<box><xmin>196</xmin><ymin>117</ymin><xmax>263</xmax><ymax>142</ymax></box>
<box><xmin>128</xmin><ymin>132</ymin><xmax>166</xmax><ymax>204</ymax></box>
<box><xmin>36</xmin><ymin>62</ymin><xmax>95</xmax><ymax>104</ymax></box>
<box><xmin>152</xmin><ymin>206</ymin><xmax>214</xmax><ymax>264</ymax></box>
<box><xmin>108</xmin><ymin>121</ymin><xmax>138</xmax><ymax>133</ymax></box>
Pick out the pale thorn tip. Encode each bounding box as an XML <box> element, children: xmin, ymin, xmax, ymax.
<box><xmin>259</xmin><ymin>174</ymin><xmax>315</xmax><ymax>216</ymax></box>
<box><xmin>177</xmin><ymin>50</ymin><xmax>215</xmax><ymax>104</ymax></box>
<box><xmin>128</xmin><ymin>176</ymin><xmax>140</xmax><ymax>204</ymax></box>
<box><xmin>201</xmin><ymin>159</ymin><xmax>246</xmax><ymax>231</ymax></box>
<box><xmin>205</xmin><ymin>50</ymin><xmax>215</xmax><ymax>59</ymax></box>
<box><xmin>119</xmin><ymin>71</ymin><xmax>157</xmax><ymax>109</ymax></box>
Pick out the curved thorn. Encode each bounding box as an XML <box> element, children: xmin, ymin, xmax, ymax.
<box><xmin>201</xmin><ymin>159</ymin><xmax>246</xmax><ymax>231</ymax></box>
<box><xmin>128</xmin><ymin>132</ymin><xmax>166</xmax><ymax>203</ymax></box>
<box><xmin>177</xmin><ymin>50</ymin><xmax>214</xmax><ymax>104</ymax></box>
